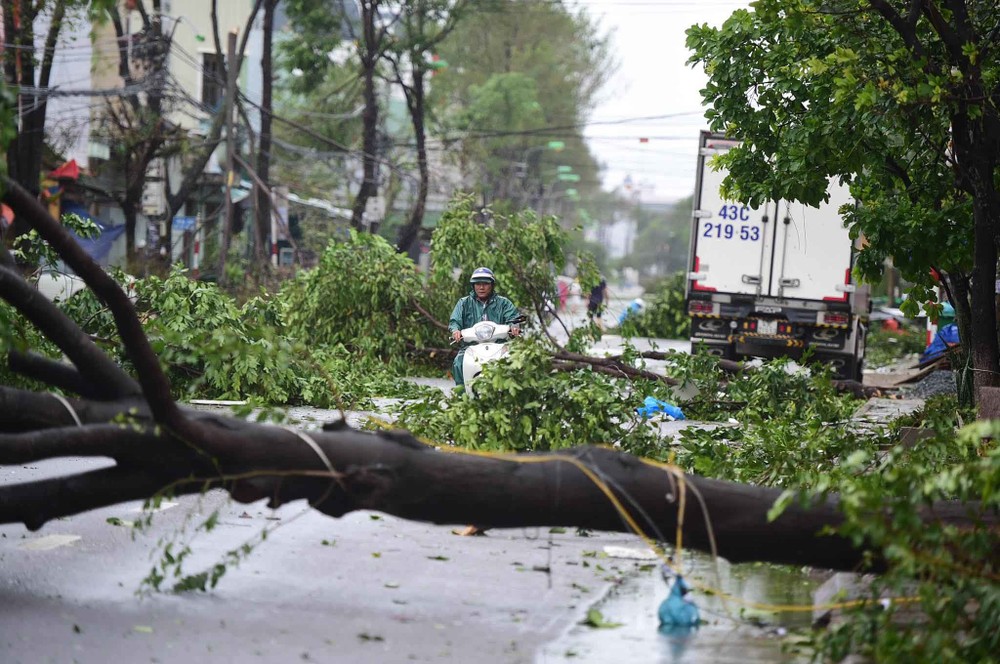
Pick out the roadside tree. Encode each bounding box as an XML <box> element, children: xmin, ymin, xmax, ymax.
<box><xmin>430</xmin><ymin>0</ymin><xmax>614</xmax><ymax>211</ymax></box>
<box><xmin>1</xmin><ymin>0</ymin><xmax>115</xmax><ymax>201</ymax></box>
<box><xmin>686</xmin><ymin>0</ymin><xmax>1000</xmax><ymax>403</ymax></box>
<box><xmin>382</xmin><ymin>0</ymin><xmax>469</xmax><ymax>255</ymax></box>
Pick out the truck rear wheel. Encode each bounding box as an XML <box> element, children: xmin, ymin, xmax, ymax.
<box><xmin>811</xmin><ymin>352</ymin><xmax>861</xmax><ymax>381</ymax></box>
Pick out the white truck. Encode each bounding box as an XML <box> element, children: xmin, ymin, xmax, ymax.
<box><xmin>685</xmin><ymin>131</ymin><xmax>869</xmax><ymax>380</ymax></box>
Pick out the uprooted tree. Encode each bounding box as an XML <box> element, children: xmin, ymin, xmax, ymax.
<box><xmin>0</xmin><ymin>178</ymin><xmax>993</xmax><ymax>576</ymax></box>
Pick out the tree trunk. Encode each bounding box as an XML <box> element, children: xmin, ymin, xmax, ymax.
<box><xmin>21</xmin><ymin>0</ymin><xmax>67</xmax><ymax>192</ymax></box>
<box><xmin>254</xmin><ymin>0</ymin><xmax>278</xmax><ymax>265</ymax></box>
<box><xmin>0</xmin><ymin>397</ymin><xmax>988</xmax><ymax>574</ymax></box>
<box><xmin>1</xmin><ymin>177</ymin><xmax>995</xmax><ymax>577</ymax></box>
<box><xmin>219</xmin><ymin>30</ymin><xmax>239</xmax><ymax>286</ymax></box>
<box><xmin>350</xmin><ymin>1</ymin><xmax>382</xmax><ymax>232</ymax></box>
<box><xmin>3</xmin><ymin>0</ymin><xmax>55</xmax><ymax>207</ymax></box>
<box><xmin>951</xmin><ymin>119</ymin><xmax>1000</xmax><ymax>404</ymax></box>
<box><xmin>395</xmin><ymin>68</ymin><xmax>429</xmax><ymax>255</ymax></box>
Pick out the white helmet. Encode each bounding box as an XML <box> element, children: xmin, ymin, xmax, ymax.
<box><xmin>470</xmin><ymin>267</ymin><xmax>496</xmax><ymax>284</ymax></box>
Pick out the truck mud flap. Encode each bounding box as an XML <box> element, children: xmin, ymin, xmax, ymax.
<box><xmin>690</xmin><ymin>317</ymin><xmax>731</xmax><ymax>341</ymax></box>
<box><xmin>803</xmin><ymin>326</ymin><xmax>849</xmax><ymax>350</ymax></box>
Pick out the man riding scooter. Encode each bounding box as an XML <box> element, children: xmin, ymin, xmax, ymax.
<box><xmin>448</xmin><ymin>266</ymin><xmax>521</xmax><ymax>537</ymax></box>
<box><xmin>448</xmin><ymin>267</ymin><xmax>521</xmax><ymax>388</ymax></box>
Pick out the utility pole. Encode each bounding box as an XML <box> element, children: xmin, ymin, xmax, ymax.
<box><xmin>219</xmin><ymin>28</ymin><xmax>238</xmax><ymax>287</ymax></box>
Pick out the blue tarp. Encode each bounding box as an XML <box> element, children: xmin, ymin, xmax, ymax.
<box><xmin>921</xmin><ymin>323</ymin><xmax>960</xmax><ymax>363</ymax></box>
<box><xmin>61</xmin><ymin>201</ymin><xmax>126</xmax><ymax>265</ymax></box>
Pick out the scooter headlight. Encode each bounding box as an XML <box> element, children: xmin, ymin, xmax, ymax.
<box><xmin>474</xmin><ymin>322</ymin><xmax>496</xmax><ymax>341</ymax></box>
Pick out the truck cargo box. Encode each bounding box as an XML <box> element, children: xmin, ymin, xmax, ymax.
<box><xmin>686</xmin><ymin>131</ymin><xmax>868</xmax><ymax>379</ymax></box>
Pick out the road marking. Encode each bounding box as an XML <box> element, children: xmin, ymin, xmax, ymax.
<box><xmin>19</xmin><ymin>534</ymin><xmax>81</xmax><ymax>551</ymax></box>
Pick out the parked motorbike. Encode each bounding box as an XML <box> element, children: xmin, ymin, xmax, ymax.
<box><xmin>455</xmin><ymin>316</ymin><xmax>526</xmax><ymax>396</ymax></box>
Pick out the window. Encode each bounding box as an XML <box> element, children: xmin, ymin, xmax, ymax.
<box><xmin>201</xmin><ymin>53</ymin><xmax>225</xmax><ymax>110</ymax></box>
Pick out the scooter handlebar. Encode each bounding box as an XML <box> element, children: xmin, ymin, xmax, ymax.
<box><xmin>456</xmin><ymin>320</ymin><xmax>521</xmax><ymax>344</ymax></box>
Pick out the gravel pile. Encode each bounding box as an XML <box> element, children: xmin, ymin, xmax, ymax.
<box><xmin>902</xmin><ymin>370</ymin><xmax>957</xmax><ymax>399</ymax></box>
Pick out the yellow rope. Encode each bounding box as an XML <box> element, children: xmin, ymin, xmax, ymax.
<box><xmin>363</xmin><ymin>416</ymin><xmax>921</xmax><ymax>614</ymax></box>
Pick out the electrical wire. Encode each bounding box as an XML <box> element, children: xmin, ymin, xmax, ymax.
<box><xmin>363</xmin><ymin>415</ymin><xmax>922</xmax><ymax>617</ymax></box>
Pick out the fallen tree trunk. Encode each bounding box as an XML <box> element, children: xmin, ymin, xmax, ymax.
<box><xmin>0</xmin><ymin>385</ymin><xmax>991</xmax><ymax>572</ymax></box>
<box><xmin>0</xmin><ymin>178</ymin><xmax>991</xmax><ymax>576</ymax></box>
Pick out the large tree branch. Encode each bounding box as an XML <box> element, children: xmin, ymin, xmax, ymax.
<box><xmin>552</xmin><ymin>349</ymin><xmax>681</xmax><ymax>385</ymax></box>
<box><xmin>925</xmin><ymin>0</ymin><xmax>974</xmax><ymax>68</ymax></box>
<box><xmin>0</xmin><ymin>385</ymin><xmax>142</xmax><ymax>432</ymax></box>
<box><xmin>7</xmin><ymin>350</ymin><xmax>108</xmax><ymax>399</ymax></box>
<box><xmin>411</xmin><ymin>299</ymin><xmax>450</xmax><ymax>332</ymax></box>
<box><xmin>866</xmin><ymin>0</ymin><xmax>926</xmax><ymax>59</ymax></box>
<box><xmin>1</xmin><ymin>180</ymin><xmax>254</xmax><ymax>459</ymax></box>
<box><xmin>0</xmin><ymin>425</ymin><xmax>163</xmax><ymax>465</ymax></box>
<box><xmin>0</xmin><ymin>410</ymin><xmax>993</xmax><ymax>573</ymax></box>
<box><xmin>2</xmin><ymin>181</ymin><xmax>159</xmax><ymax>402</ymax></box>
<box><xmin>0</xmin><ymin>265</ymin><xmax>140</xmax><ymax>399</ymax></box>
<box><xmin>0</xmin><ymin>465</ymin><xmax>187</xmax><ymax>532</ymax></box>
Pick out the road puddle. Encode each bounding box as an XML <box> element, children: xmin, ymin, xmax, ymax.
<box><xmin>539</xmin><ymin>550</ymin><xmax>820</xmax><ymax>663</ymax></box>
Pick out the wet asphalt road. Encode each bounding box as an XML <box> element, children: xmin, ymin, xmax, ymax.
<box><xmin>0</xmin><ymin>457</ymin><xmax>662</xmax><ymax>664</ymax></box>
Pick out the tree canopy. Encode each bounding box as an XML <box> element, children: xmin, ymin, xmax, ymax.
<box><xmin>429</xmin><ymin>0</ymin><xmax>615</xmax><ymax>209</ymax></box>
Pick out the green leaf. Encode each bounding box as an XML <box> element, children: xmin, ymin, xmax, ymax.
<box><xmin>580</xmin><ymin>609</ymin><xmax>623</xmax><ymax>629</ymax></box>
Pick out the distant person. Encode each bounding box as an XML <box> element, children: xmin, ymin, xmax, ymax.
<box><xmin>557</xmin><ymin>279</ymin><xmax>569</xmax><ymax>311</ymax></box>
<box><xmin>587</xmin><ymin>277</ymin><xmax>608</xmax><ymax>330</ymax></box>
<box><xmin>618</xmin><ymin>297</ymin><xmax>646</xmax><ymax>325</ymax></box>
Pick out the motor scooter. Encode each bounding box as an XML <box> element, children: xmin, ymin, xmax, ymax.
<box><xmin>455</xmin><ymin>316</ymin><xmax>526</xmax><ymax>396</ymax></box>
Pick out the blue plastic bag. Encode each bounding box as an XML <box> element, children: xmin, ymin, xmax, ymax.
<box><xmin>636</xmin><ymin>396</ymin><xmax>685</xmax><ymax>421</ymax></box>
<box><xmin>658</xmin><ymin>573</ymin><xmax>700</xmax><ymax>627</ymax></box>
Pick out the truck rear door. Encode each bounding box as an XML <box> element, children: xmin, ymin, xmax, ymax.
<box><xmin>690</xmin><ymin>135</ymin><xmax>770</xmax><ymax>296</ymax></box>
<box><xmin>771</xmin><ymin>179</ymin><xmax>854</xmax><ymax>302</ymax></box>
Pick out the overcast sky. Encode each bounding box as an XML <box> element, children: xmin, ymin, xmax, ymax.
<box><xmin>574</xmin><ymin>0</ymin><xmax>752</xmax><ymax>203</ymax></box>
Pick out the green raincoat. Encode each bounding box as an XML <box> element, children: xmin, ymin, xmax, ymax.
<box><xmin>448</xmin><ymin>290</ymin><xmax>520</xmax><ymax>386</ymax></box>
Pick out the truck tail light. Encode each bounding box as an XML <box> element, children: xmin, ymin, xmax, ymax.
<box><xmin>689</xmin><ymin>301</ymin><xmax>715</xmax><ymax>315</ymax></box>
<box><xmin>777</xmin><ymin>322</ymin><xmax>794</xmax><ymax>334</ymax></box>
<box><xmin>821</xmin><ymin>312</ymin><xmax>849</xmax><ymax>326</ymax></box>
